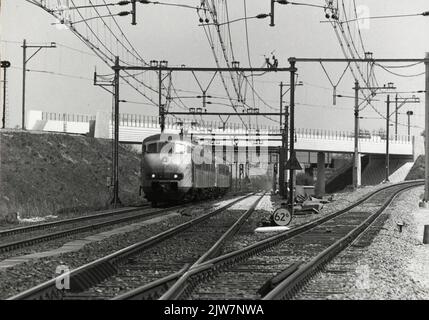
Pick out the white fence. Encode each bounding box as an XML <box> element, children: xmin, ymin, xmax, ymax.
<box><xmin>27</xmin><ymin>110</ymin><xmax>415</xmax><ymax>156</ymax></box>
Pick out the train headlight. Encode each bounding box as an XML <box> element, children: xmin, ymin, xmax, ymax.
<box><xmin>151</xmin><ymin>174</ymin><xmax>156</xmax><ymax>178</ymax></box>
<box><xmin>173</xmin><ymin>174</ymin><xmax>178</xmax><ymax>179</ymax></box>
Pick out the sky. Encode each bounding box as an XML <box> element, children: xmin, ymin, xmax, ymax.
<box><xmin>0</xmin><ymin>0</ymin><xmax>428</xmax><ymax>137</ymax></box>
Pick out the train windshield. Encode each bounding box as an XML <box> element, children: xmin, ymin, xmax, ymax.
<box><xmin>146</xmin><ymin>143</ymin><xmax>158</xmax><ymax>153</ymax></box>
<box><xmin>144</xmin><ymin>141</ymin><xmax>191</xmax><ymax>154</ymax></box>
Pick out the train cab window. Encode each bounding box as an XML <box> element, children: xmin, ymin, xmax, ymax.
<box><xmin>158</xmin><ymin>141</ymin><xmax>173</xmax><ymax>154</ymax></box>
<box><xmin>142</xmin><ymin>144</ymin><xmax>146</xmax><ymax>153</ymax></box>
<box><xmin>147</xmin><ymin>143</ymin><xmax>157</xmax><ymax>153</ymax></box>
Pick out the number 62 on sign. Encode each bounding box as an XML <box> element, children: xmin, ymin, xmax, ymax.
<box><xmin>273</xmin><ymin>208</ymin><xmax>292</xmax><ymax>226</ymax></box>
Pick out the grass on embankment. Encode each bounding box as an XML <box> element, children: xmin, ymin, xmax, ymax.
<box><xmin>0</xmin><ymin>131</ymin><xmax>144</xmax><ymax>221</ymax></box>
<box><xmin>405</xmin><ymin>155</ymin><xmax>424</xmax><ymax>181</ymax></box>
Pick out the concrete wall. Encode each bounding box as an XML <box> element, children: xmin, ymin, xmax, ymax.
<box><xmin>27</xmin><ymin>110</ymin><xmax>91</xmax><ymax>134</ymax></box>
<box><xmin>26</xmin><ymin>110</ymin><xmax>414</xmax><ymax>157</ymax></box>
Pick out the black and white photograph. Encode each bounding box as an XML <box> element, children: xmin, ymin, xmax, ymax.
<box><xmin>0</xmin><ymin>0</ymin><xmax>428</xmax><ymax>309</ymax></box>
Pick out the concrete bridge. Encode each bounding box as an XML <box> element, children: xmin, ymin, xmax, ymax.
<box><xmin>27</xmin><ymin>110</ymin><xmax>421</xmax><ymax>193</ymax></box>
<box><xmin>28</xmin><ymin>110</ymin><xmax>416</xmax><ymax>153</ymax></box>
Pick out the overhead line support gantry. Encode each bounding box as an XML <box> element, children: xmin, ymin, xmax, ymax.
<box><xmin>288</xmin><ymin>55</ymin><xmax>429</xmax><ymax>207</ymax></box>
<box><xmin>110</xmin><ymin>59</ymin><xmax>295</xmax><ymax>208</ymax></box>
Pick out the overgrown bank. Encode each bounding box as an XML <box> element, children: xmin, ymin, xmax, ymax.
<box><xmin>406</xmin><ymin>154</ymin><xmax>425</xmax><ymax>180</ymax></box>
<box><xmin>0</xmin><ymin>131</ymin><xmax>143</xmax><ymax>221</ymax></box>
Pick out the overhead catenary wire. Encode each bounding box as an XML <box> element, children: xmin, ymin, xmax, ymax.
<box><xmin>352</xmin><ymin>0</ymin><xmax>366</xmax><ymax>54</ymax></box>
<box><xmin>21</xmin><ymin>0</ymin><xmax>283</xmax><ymax>128</ymax></box>
<box><xmin>11</xmin><ymin>66</ymin><xmax>93</xmax><ymax>81</ymax></box>
<box><xmin>243</xmin><ymin>0</ymin><xmax>257</xmax><ymax>127</ymax></box>
<box><xmin>328</xmin><ymin>16</ymin><xmax>384</xmax><ymax>115</ymax></box>
<box><xmin>375</xmin><ymin>63</ymin><xmax>426</xmax><ymax>78</ymax></box>
<box><xmin>65</xmin><ymin>0</ymin><xmax>184</xmax><ymax>109</ymax></box>
<box><xmin>68</xmin><ymin>0</ymin><xmax>157</xmax><ymax>105</ymax></box>
<box><xmin>197</xmin><ymin>4</ymin><xmax>248</xmax><ymax>128</ymax></box>
<box><xmin>21</xmin><ymin>0</ymin><xmax>426</xmax><ymax>134</ymax></box>
<box><xmin>341</xmin><ymin>12</ymin><xmax>428</xmax><ymax>24</ymax></box>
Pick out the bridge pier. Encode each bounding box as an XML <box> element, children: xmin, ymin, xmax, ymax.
<box><xmin>316</xmin><ymin>152</ymin><xmax>325</xmax><ymax>197</ymax></box>
<box><xmin>353</xmin><ymin>153</ymin><xmax>362</xmax><ymax>188</ymax></box>
<box><xmin>305</xmin><ymin>166</ymin><xmax>314</xmax><ymax>178</ymax></box>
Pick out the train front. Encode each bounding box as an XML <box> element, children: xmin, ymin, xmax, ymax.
<box><xmin>141</xmin><ymin>134</ymin><xmax>193</xmax><ymax>205</ymax></box>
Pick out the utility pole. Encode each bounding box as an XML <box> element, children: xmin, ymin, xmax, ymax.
<box><xmin>284</xmin><ymin>101</ymin><xmax>289</xmax><ymax>198</ymax></box>
<box><xmin>112</xmin><ymin>56</ymin><xmax>121</xmax><ymax>207</ymax></box>
<box><xmin>279</xmin><ymin>82</ymin><xmax>286</xmax><ymax>198</ymax></box>
<box><xmin>386</xmin><ymin>95</ymin><xmax>391</xmax><ymax>182</ymax></box>
<box><xmin>272</xmin><ymin>153</ymin><xmax>278</xmax><ymax>193</ymax></box>
<box><xmin>131</xmin><ymin>0</ymin><xmax>137</xmax><ymax>25</ymax></box>
<box><xmin>2</xmin><ymin>65</ymin><xmax>6</xmax><ymax>129</ymax></box>
<box><xmin>406</xmin><ymin>111</ymin><xmax>414</xmax><ymax>141</ymax></box>
<box><xmin>278</xmin><ymin>80</ymin><xmax>302</xmax><ymax>198</ymax></box>
<box><xmin>392</xmin><ymin>95</ymin><xmax>420</xmax><ymax>140</ymax></box>
<box><xmin>158</xmin><ymin>64</ymin><xmax>164</xmax><ymax>133</ymax></box>
<box><xmin>235</xmin><ymin>162</ymin><xmax>238</xmax><ymax>192</ymax></box>
<box><xmin>425</xmin><ymin>52</ymin><xmax>429</xmax><ymax>202</ymax></box>
<box><xmin>395</xmin><ymin>94</ymin><xmax>398</xmax><ymax>140</ymax></box>
<box><xmin>288</xmin><ymin>59</ymin><xmax>297</xmax><ymax>215</ymax></box>
<box><xmin>155</xmin><ymin>60</ymin><xmax>169</xmax><ymax>132</ymax></box>
<box><xmin>22</xmin><ymin>39</ymin><xmax>26</xmax><ymax>130</ymax></box>
<box><xmin>270</xmin><ymin>0</ymin><xmax>275</xmax><ymax>26</ymax></box>
<box><xmin>1</xmin><ymin>60</ymin><xmax>11</xmax><ymax>129</ymax></box>
<box><xmin>21</xmin><ymin>39</ymin><xmax>56</xmax><ymax>130</ymax></box>
<box><xmin>351</xmin><ymin>82</ymin><xmax>395</xmax><ymax>188</ymax></box>
<box><xmin>353</xmin><ymin>80</ymin><xmax>360</xmax><ymax>188</ymax></box>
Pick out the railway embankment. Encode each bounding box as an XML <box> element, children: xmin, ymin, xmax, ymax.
<box><xmin>0</xmin><ymin>130</ymin><xmax>143</xmax><ymax>223</ymax></box>
<box><xmin>406</xmin><ymin>154</ymin><xmax>425</xmax><ymax>180</ymax></box>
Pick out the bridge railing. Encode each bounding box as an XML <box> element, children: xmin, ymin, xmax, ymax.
<box><xmin>42</xmin><ymin>112</ymin><xmax>96</xmax><ymax>123</ymax></box>
<box><xmin>38</xmin><ymin>111</ymin><xmax>412</xmax><ymax>144</ymax></box>
<box><xmin>114</xmin><ymin>113</ymin><xmax>412</xmax><ymax>144</ymax></box>
<box><xmin>295</xmin><ymin>128</ymin><xmax>411</xmax><ymax>144</ymax></box>
<box><xmin>116</xmin><ymin>113</ymin><xmax>280</xmax><ymax>132</ymax></box>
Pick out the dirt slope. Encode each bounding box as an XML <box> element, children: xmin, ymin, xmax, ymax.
<box><xmin>0</xmin><ymin>131</ymin><xmax>143</xmax><ymax>220</ymax></box>
<box><xmin>405</xmin><ymin>155</ymin><xmax>424</xmax><ymax>180</ymax></box>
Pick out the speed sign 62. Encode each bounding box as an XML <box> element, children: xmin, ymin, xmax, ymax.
<box><xmin>272</xmin><ymin>207</ymin><xmax>292</xmax><ymax>226</ymax></box>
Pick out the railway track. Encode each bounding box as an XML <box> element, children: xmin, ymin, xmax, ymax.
<box><xmin>0</xmin><ymin>193</ymin><xmax>244</xmax><ymax>254</ymax></box>
<box><xmin>113</xmin><ymin>180</ymin><xmax>421</xmax><ymax>300</ymax></box>
<box><xmin>261</xmin><ymin>182</ymin><xmax>421</xmax><ymax>300</ymax></box>
<box><xmin>8</xmin><ymin>192</ymin><xmax>260</xmax><ymax>300</ymax></box>
<box><xmin>0</xmin><ymin>205</ymin><xmax>173</xmax><ymax>254</ymax></box>
<box><xmin>290</xmin><ymin>198</ymin><xmax>403</xmax><ymax>300</ymax></box>
<box><xmin>0</xmin><ymin>206</ymin><xmax>149</xmax><ymax>238</ymax></box>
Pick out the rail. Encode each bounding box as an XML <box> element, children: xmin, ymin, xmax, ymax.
<box><xmin>263</xmin><ymin>182</ymin><xmax>422</xmax><ymax>300</ymax></box>
<box><xmin>118</xmin><ymin>180</ymin><xmax>422</xmax><ymax>300</ymax></box>
<box><xmin>8</xmin><ymin>193</ymin><xmax>254</xmax><ymax>300</ymax></box>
